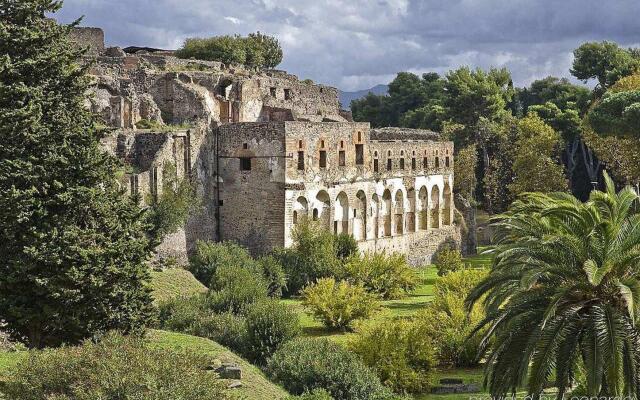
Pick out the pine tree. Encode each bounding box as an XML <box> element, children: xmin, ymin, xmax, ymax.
<box><xmin>0</xmin><ymin>0</ymin><xmax>153</xmax><ymax>348</ymax></box>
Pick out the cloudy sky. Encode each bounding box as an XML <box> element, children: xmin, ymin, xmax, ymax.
<box><xmin>56</xmin><ymin>0</ymin><xmax>640</xmax><ymax>91</ymax></box>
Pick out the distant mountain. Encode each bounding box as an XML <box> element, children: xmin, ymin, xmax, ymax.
<box><xmin>339</xmin><ymin>84</ymin><xmax>388</xmax><ymax>109</ymax></box>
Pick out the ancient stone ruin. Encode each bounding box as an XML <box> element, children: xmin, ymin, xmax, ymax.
<box><xmin>75</xmin><ymin>26</ymin><xmax>461</xmax><ymax>265</ymax></box>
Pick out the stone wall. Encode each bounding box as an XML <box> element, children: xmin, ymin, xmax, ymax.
<box><xmin>69</xmin><ymin>27</ymin><xmax>105</xmax><ymax>55</ymax></box>
<box><xmin>214</xmin><ymin>123</ymin><xmax>287</xmax><ymax>255</ymax></box>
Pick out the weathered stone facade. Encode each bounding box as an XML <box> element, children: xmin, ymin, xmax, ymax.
<box><xmin>78</xmin><ymin>26</ymin><xmax>461</xmax><ymax>265</ymax></box>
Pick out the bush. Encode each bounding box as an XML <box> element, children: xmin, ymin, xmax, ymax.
<box><xmin>435</xmin><ymin>248</ymin><xmax>465</xmax><ymax>276</ymax></box>
<box><xmin>267</xmin><ymin>338</ymin><xmax>394</xmax><ymax>400</ymax></box>
<box><xmin>334</xmin><ymin>233</ymin><xmax>358</xmax><ymax>260</ymax></box>
<box><xmin>277</xmin><ymin>221</ymin><xmax>340</xmax><ymax>295</ymax></box>
<box><xmin>157</xmin><ymin>293</ymin><xmax>208</xmax><ymax>332</ymax></box>
<box><xmin>287</xmin><ymin>389</ymin><xmax>334</xmax><ymax>400</ymax></box>
<box><xmin>340</xmin><ymin>252</ymin><xmax>419</xmax><ymax>299</ymax></box>
<box><xmin>415</xmin><ymin>268</ymin><xmax>488</xmax><ymax>367</ymax></box>
<box><xmin>301</xmin><ymin>278</ymin><xmax>379</xmax><ymax>330</ymax></box>
<box><xmin>1</xmin><ymin>332</ymin><xmax>230</xmax><ymax>400</ymax></box>
<box><xmin>190</xmin><ymin>311</ymin><xmax>248</xmax><ymax>352</ymax></box>
<box><xmin>188</xmin><ymin>240</ymin><xmax>256</xmax><ymax>287</ymax></box>
<box><xmin>350</xmin><ymin>319</ymin><xmax>436</xmax><ymax>394</ymax></box>
<box><xmin>209</xmin><ymin>263</ymin><xmax>269</xmax><ymax>313</ymax></box>
<box><xmin>257</xmin><ymin>255</ymin><xmax>287</xmax><ymax>297</ymax></box>
<box><xmin>245</xmin><ymin>299</ymin><xmax>300</xmax><ymax>365</ymax></box>
<box><xmin>175</xmin><ymin>33</ymin><xmax>283</xmax><ymax>68</ymax></box>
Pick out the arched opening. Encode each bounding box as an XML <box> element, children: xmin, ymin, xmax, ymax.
<box><xmin>406</xmin><ymin>188</ymin><xmax>416</xmax><ymax>233</ymax></box>
<box><xmin>293</xmin><ymin>196</ymin><xmax>308</xmax><ymax>225</ymax></box>
<box><xmin>443</xmin><ymin>182</ymin><xmax>452</xmax><ymax>225</ymax></box>
<box><xmin>382</xmin><ymin>189</ymin><xmax>392</xmax><ymax>237</ymax></box>
<box><xmin>430</xmin><ymin>185</ymin><xmax>440</xmax><ymax>229</ymax></box>
<box><xmin>335</xmin><ymin>191</ymin><xmax>349</xmax><ymax>234</ymax></box>
<box><xmin>315</xmin><ymin>191</ymin><xmax>331</xmax><ymax>231</ymax></box>
<box><xmin>354</xmin><ymin>191</ymin><xmax>367</xmax><ymax>241</ymax></box>
<box><xmin>371</xmin><ymin>194</ymin><xmax>380</xmax><ymax>239</ymax></box>
<box><xmin>418</xmin><ymin>186</ymin><xmax>428</xmax><ymax>230</ymax></box>
<box><xmin>394</xmin><ymin>190</ymin><xmax>405</xmax><ymax>235</ymax></box>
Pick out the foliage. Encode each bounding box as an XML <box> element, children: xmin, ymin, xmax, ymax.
<box><xmin>267</xmin><ymin>337</ymin><xmax>395</xmax><ymax>400</ymax></box>
<box><xmin>175</xmin><ymin>32</ymin><xmax>283</xmax><ymax>68</ymax></box>
<box><xmin>188</xmin><ymin>240</ymin><xmax>256</xmax><ymax>287</ymax></box>
<box><xmin>588</xmin><ymin>89</ymin><xmax>640</xmax><ymax>138</ymax></box>
<box><xmin>1</xmin><ymin>332</ymin><xmax>230</xmax><ymax>400</ymax></box>
<box><xmin>509</xmin><ymin>113</ymin><xmax>568</xmax><ymax>195</ymax></box>
<box><xmin>257</xmin><ymin>254</ymin><xmax>288</xmax><ymax>297</ymax></box>
<box><xmin>417</xmin><ymin>268</ymin><xmax>488</xmax><ymax>368</ymax></box>
<box><xmin>276</xmin><ymin>220</ymin><xmax>341</xmax><ymax>295</ymax></box>
<box><xmin>515</xmin><ymin>76</ymin><xmax>590</xmax><ymax>115</ymax></box>
<box><xmin>287</xmin><ymin>389</ymin><xmax>334</xmax><ymax>400</ymax></box>
<box><xmin>334</xmin><ymin>233</ymin><xmax>359</xmax><ymax>260</ymax></box>
<box><xmin>157</xmin><ymin>294</ymin><xmax>209</xmax><ymax>333</ymax></box>
<box><xmin>190</xmin><ymin>311</ymin><xmax>248</xmax><ymax>352</ymax></box>
<box><xmin>340</xmin><ymin>252</ymin><xmax>419</xmax><ymax>299</ymax></box>
<box><xmin>244</xmin><ymin>299</ymin><xmax>300</xmax><ymax>365</ymax></box>
<box><xmin>301</xmin><ymin>278</ymin><xmax>379</xmax><ymax>330</ymax></box>
<box><xmin>208</xmin><ymin>263</ymin><xmax>269</xmax><ymax>314</ymax></box>
<box><xmin>452</xmin><ymin>144</ymin><xmax>478</xmax><ymax>200</ymax></box>
<box><xmin>0</xmin><ymin>0</ymin><xmax>154</xmax><ymax>348</ymax></box>
<box><xmin>571</xmin><ymin>41</ymin><xmax>640</xmax><ymax>93</ymax></box>
<box><xmin>349</xmin><ymin>319</ymin><xmax>437</xmax><ymax>394</ymax></box>
<box><xmin>147</xmin><ymin>162</ymin><xmax>197</xmax><ymax>240</ymax></box>
<box><xmin>466</xmin><ymin>174</ymin><xmax>640</xmax><ymax>398</ymax></box>
<box><xmin>435</xmin><ymin>248</ymin><xmax>466</xmax><ymax>276</ymax></box>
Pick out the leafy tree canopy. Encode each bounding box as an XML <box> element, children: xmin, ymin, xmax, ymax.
<box><xmin>571</xmin><ymin>41</ymin><xmax>640</xmax><ymax>94</ymax></box>
<box><xmin>0</xmin><ymin>0</ymin><xmax>153</xmax><ymax>348</ymax></box>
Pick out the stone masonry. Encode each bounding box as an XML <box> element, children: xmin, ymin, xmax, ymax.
<box><xmin>76</xmin><ymin>26</ymin><xmax>461</xmax><ymax>265</ymax></box>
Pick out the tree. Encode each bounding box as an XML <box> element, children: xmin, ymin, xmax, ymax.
<box><xmin>452</xmin><ymin>144</ymin><xmax>477</xmax><ymax>201</ymax></box>
<box><xmin>571</xmin><ymin>41</ymin><xmax>640</xmax><ymax>95</ymax></box>
<box><xmin>467</xmin><ymin>174</ymin><xmax>640</xmax><ymax>398</ymax></box>
<box><xmin>350</xmin><ymin>93</ymin><xmax>395</xmax><ymax>128</ymax></box>
<box><xmin>0</xmin><ymin>1</ymin><xmax>153</xmax><ymax>348</ymax></box>
<box><xmin>175</xmin><ymin>32</ymin><xmax>283</xmax><ymax>69</ymax></box>
<box><xmin>509</xmin><ymin>114</ymin><xmax>567</xmax><ymax>195</ymax></box>
<box><xmin>516</xmin><ymin>76</ymin><xmax>590</xmax><ymax>115</ymax></box>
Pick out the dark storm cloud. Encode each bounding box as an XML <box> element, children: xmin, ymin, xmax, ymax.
<box><xmin>55</xmin><ymin>0</ymin><xmax>640</xmax><ymax>91</ymax></box>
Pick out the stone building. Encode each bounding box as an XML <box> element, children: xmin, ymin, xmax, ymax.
<box><xmin>76</xmin><ymin>26</ymin><xmax>460</xmax><ymax>265</ymax></box>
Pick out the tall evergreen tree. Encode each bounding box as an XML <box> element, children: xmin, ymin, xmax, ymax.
<box><xmin>0</xmin><ymin>0</ymin><xmax>153</xmax><ymax>348</ymax></box>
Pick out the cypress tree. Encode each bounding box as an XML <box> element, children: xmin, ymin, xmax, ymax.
<box><xmin>0</xmin><ymin>0</ymin><xmax>153</xmax><ymax>348</ymax></box>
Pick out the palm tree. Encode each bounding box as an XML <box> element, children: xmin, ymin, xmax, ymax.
<box><xmin>466</xmin><ymin>173</ymin><xmax>640</xmax><ymax>399</ymax></box>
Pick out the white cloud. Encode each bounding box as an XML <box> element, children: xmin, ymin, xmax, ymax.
<box><xmin>55</xmin><ymin>0</ymin><xmax>640</xmax><ymax>91</ymax></box>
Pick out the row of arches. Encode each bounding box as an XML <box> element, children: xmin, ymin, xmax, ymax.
<box><xmin>292</xmin><ymin>183</ymin><xmax>453</xmax><ymax>242</ymax></box>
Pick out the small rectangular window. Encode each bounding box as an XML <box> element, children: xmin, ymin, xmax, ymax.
<box><xmin>423</xmin><ymin>157</ymin><xmax>428</xmax><ymax>169</ymax></box>
<box><xmin>411</xmin><ymin>158</ymin><xmax>416</xmax><ymax>170</ymax></box>
<box><xmin>446</xmin><ymin>156</ymin><xmax>450</xmax><ymax>167</ymax></box>
<box><xmin>339</xmin><ymin>151</ymin><xmax>346</xmax><ymax>166</ymax></box>
<box><xmin>297</xmin><ymin>151</ymin><xmax>305</xmax><ymax>170</ymax></box>
<box><xmin>319</xmin><ymin>151</ymin><xmax>327</xmax><ymax>168</ymax></box>
<box><xmin>373</xmin><ymin>159</ymin><xmax>379</xmax><ymax>173</ymax></box>
<box><xmin>387</xmin><ymin>159</ymin><xmax>392</xmax><ymax>171</ymax></box>
<box><xmin>240</xmin><ymin>157</ymin><xmax>251</xmax><ymax>171</ymax></box>
<box><xmin>355</xmin><ymin>144</ymin><xmax>364</xmax><ymax>165</ymax></box>
<box><xmin>284</xmin><ymin>89</ymin><xmax>292</xmax><ymax>100</ymax></box>
<box><xmin>270</xmin><ymin>87</ymin><xmax>277</xmax><ymax>97</ymax></box>
<box><xmin>399</xmin><ymin>158</ymin><xmax>405</xmax><ymax>170</ymax></box>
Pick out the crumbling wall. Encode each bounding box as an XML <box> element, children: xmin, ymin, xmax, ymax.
<box><xmin>69</xmin><ymin>27</ymin><xmax>105</xmax><ymax>55</ymax></box>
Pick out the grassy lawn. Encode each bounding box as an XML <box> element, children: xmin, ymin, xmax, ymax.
<box><xmin>149</xmin><ymin>267</ymin><xmax>207</xmax><ymax>303</ymax></box>
<box><xmin>0</xmin><ymin>351</ymin><xmax>25</xmax><ymax>376</ymax></box>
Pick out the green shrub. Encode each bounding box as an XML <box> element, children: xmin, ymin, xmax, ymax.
<box><xmin>175</xmin><ymin>33</ymin><xmax>283</xmax><ymax>68</ymax></box>
<box><xmin>350</xmin><ymin>319</ymin><xmax>436</xmax><ymax>394</ymax></box>
<box><xmin>287</xmin><ymin>388</ymin><xmax>334</xmax><ymax>400</ymax></box>
<box><xmin>415</xmin><ymin>268</ymin><xmax>489</xmax><ymax>367</ymax></box>
<box><xmin>334</xmin><ymin>233</ymin><xmax>358</xmax><ymax>260</ymax></box>
<box><xmin>209</xmin><ymin>263</ymin><xmax>269</xmax><ymax>313</ymax></box>
<box><xmin>435</xmin><ymin>248</ymin><xmax>465</xmax><ymax>276</ymax></box>
<box><xmin>157</xmin><ymin>294</ymin><xmax>207</xmax><ymax>332</ymax></box>
<box><xmin>301</xmin><ymin>278</ymin><xmax>379</xmax><ymax>330</ymax></box>
<box><xmin>277</xmin><ymin>221</ymin><xmax>340</xmax><ymax>295</ymax></box>
<box><xmin>188</xmin><ymin>240</ymin><xmax>256</xmax><ymax>287</ymax></box>
<box><xmin>257</xmin><ymin>254</ymin><xmax>287</xmax><ymax>297</ymax></box>
<box><xmin>268</xmin><ymin>338</ymin><xmax>394</xmax><ymax>400</ymax></box>
<box><xmin>340</xmin><ymin>252</ymin><xmax>419</xmax><ymax>299</ymax></box>
<box><xmin>190</xmin><ymin>311</ymin><xmax>248</xmax><ymax>352</ymax></box>
<box><xmin>1</xmin><ymin>332</ymin><xmax>230</xmax><ymax>400</ymax></box>
<box><xmin>245</xmin><ymin>299</ymin><xmax>300</xmax><ymax>365</ymax></box>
